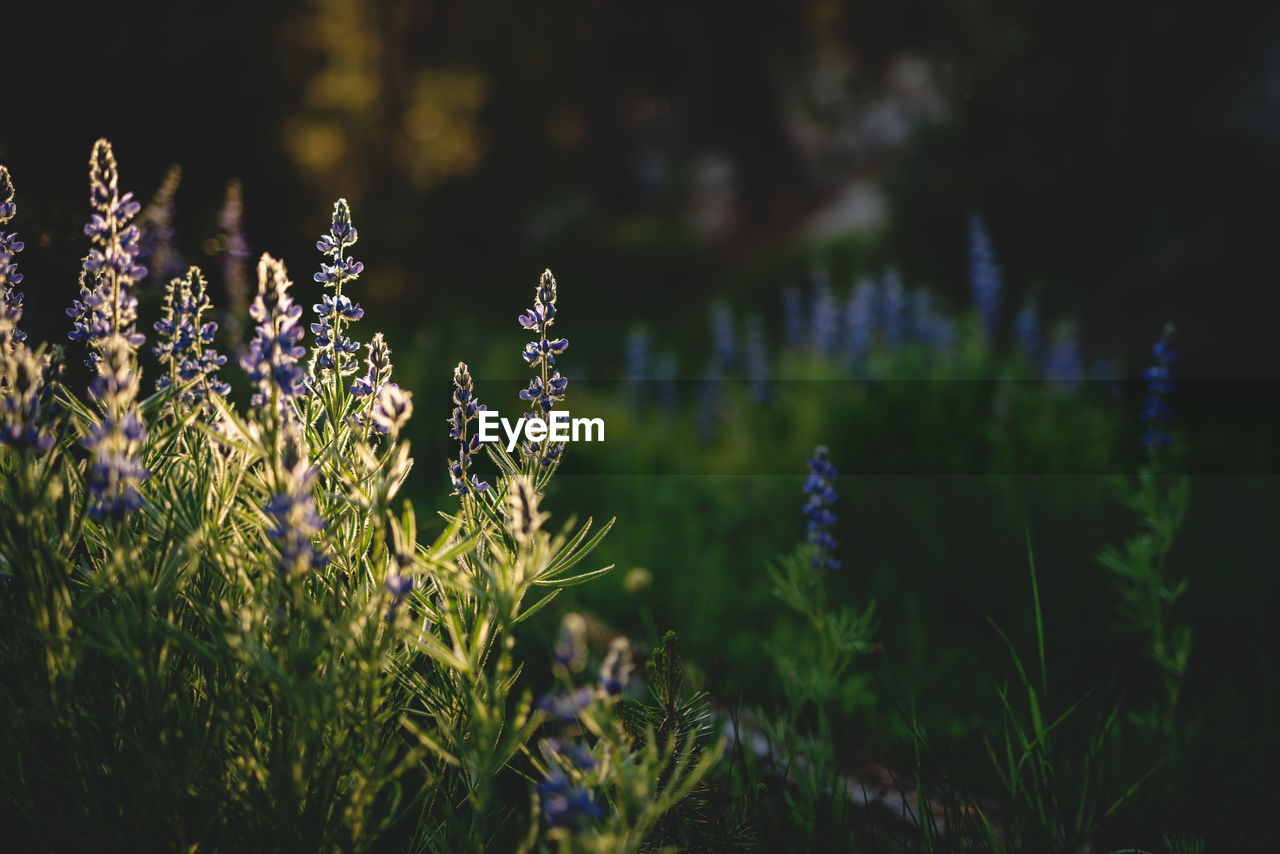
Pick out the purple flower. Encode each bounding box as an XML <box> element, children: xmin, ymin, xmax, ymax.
<box><xmin>372</xmin><ymin>382</ymin><xmax>413</xmax><ymax>437</ymax></box>
<box><xmin>1141</xmin><ymin>324</ymin><xmax>1176</xmax><ymax>452</ymax></box>
<box><xmin>803</xmin><ymin>445</ymin><xmax>840</xmax><ymax>570</ymax></box>
<box><xmin>1</xmin><ymin>346</ymin><xmax>57</xmax><ymax>453</ymax></box>
<box><xmin>82</xmin><ymin>336</ymin><xmax>149</xmax><ymax>520</ymax></box>
<box><xmin>68</xmin><ymin>140</ymin><xmax>147</xmax><ymax>365</ymax></box>
<box><xmin>153</xmin><ymin>267</ymin><xmax>230</xmax><ymax>405</ymax></box>
<box><xmin>809</xmin><ymin>272</ymin><xmax>839</xmax><ymax>357</ymax></box>
<box><xmin>311</xmin><ymin>199</ymin><xmax>365</xmax><ymax>378</ymax></box>
<box><xmin>843</xmin><ymin>278</ymin><xmax>875</xmax><ymax>372</ymax></box>
<box><xmin>350</xmin><ymin>331</ymin><xmax>391</xmax><ymax>399</ymax></box>
<box><xmin>0</xmin><ymin>165</ymin><xmax>27</xmax><ymax>349</ymax></box>
<box><xmin>537</xmin><ymin>686</ymin><xmax>595</xmax><ymax>722</ymax></box>
<box><xmin>519</xmin><ymin>269</ymin><xmax>569</xmax><ymax>463</ymax></box>
<box><xmin>969</xmin><ymin>215</ymin><xmax>1002</xmax><ymax>340</ymax></box>
<box><xmin>241</xmin><ymin>254</ymin><xmax>307</xmax><ymax>409</ymax></box>
<box><xmin>536</xmin><ymin>767</ymin><xmax>604</xmax><ymax>831</ymax></box>
<box><xmin>447</xmin><ymin>363</ymin><xmax>488</xmax><ymax>495</ymax></box>
<box><xmin>599</xmin><ymin>636</ymin><xmax>634</xmax><ymax>697</ymax></box>
<box><xmin>384</xmin><ymin>572</ymin><xmax>414</xmax><ymax>620</ymax></box>
<box><xmin>265</xmin><ymin>461</ymin><xmax>325</xmax><ymax>576</ymax></box>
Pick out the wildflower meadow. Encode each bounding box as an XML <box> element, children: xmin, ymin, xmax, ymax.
<box><xmin>3</xmin><ymin>9</ymin><xmax>1279</xmax><ymax>849</ymax></box>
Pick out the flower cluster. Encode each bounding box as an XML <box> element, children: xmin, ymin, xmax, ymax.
<box><xmin>0</xmin><ymin>165</ymin><xmax>26</xmax><ymax>351</ymax></box>
<box><xmin>969</xmin><ymin>215</ymin><xmax>1002</xmax><ymax>339</ymax></box>
<box><xmin>265</xmin><ymin>450</ymin><xmax>326</xmax><ymax>576</ymax></box>
<box><xmin>507</xmin><ymin>474</ymin><xmax>548</xmax><ymax>545</ymax></box>
<box><xmin>351</xmin><ymin>332</ymin><xmax>391</xmax><ymax>399</ymax></box>
<box><xmin>599</xmin><ymin>636</ymin><xmax>634</xmax><ymax>697</ymax></box>
<box><xmin>1141</xmin><ymin>324</ymin><xmax>1176</xmax><ymax>452</ymax></box>
<box><xmin>384</xmin><ymin>571</ymin><xmax>413</xmax><ymax>621</ymax></box>
<box><xmin>533</xmin><ymin>616</ymin><xmax>636</xmax><ymax>833</ymax></box>
<box><xmin>242</xmin><ymin>255</ymin><xmax>307</xmax><ymax>410</ymax></box>
<box><xmin>519</xmin><ymin>269</ymin><xmax>569</xmax><ymax>462</ymax></box>
<box><xmin>536</xmin><ymin>766</ymin><xmax>603</xmax><ymax>832</ymax></box>
<box><xmin>311</xmin><ymin>199</ymin><xmax>365</xmax><ymax>377</ymax></box>
<box><xmin>82</xmin><ymin>336</ymin><xmax>149</xmax><ymax>520</ymax></box>
<box><xmin>843</xmin><ymin>278</ymin><xmax>875</xmax><ymax>371</ymax></box>
<box><xmin>68</xmin><ymin>140</ymin><xmax>147</xmax><ymax>366</ymax></box>
<box><xmin>447</xmin><ymin>362</ymin><xmax>488</xmax><ymax>495</ymax></box>
<box><xmin>372</xmin><ymin>382</ymin><xmax>413</xmax><ymax>438</ymax></box>
<box><xmin>809</xmin><ymin>274</ymin><xmax>840</xmax><ymax>357</ymax></box>
<box><xmin>803</xmin><ymin>445</ymin><xmax>840</xmax><ymax>570</ymax></box>
<box><xmin>1</xmin><ymin>346</ymin><xmax>57</xmax><ymax>453</ymax></box>
<box><xmin>153</xmin><ymin>267</ymin><xmax>230</xmax><ymax>406</ymax></box>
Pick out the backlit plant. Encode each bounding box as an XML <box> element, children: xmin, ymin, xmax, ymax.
<box><xmin>0</xmin><ymin>141</ymin><xmax>715</xmax><ymax>852</ymax></box>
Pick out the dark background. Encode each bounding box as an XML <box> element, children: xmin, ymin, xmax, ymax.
<box><xmin>6</xmin><ymin>0</ymin><xmax>1280</xmax><ymax>379</ymax></box>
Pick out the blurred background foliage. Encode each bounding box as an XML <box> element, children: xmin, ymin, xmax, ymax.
<box><xmin>6</xmin><ymin>0</ymin><xmax>1280</xmax><ymax>848</ymax></box>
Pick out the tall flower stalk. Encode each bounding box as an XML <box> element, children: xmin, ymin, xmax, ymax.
<box><xmin>242</xmin><ymin>255</ymin><xmax>307</xmax><ymax>413</ymax></box>
<box><xmin>0</xmin><ymin>165</ymin><xmax>27</xmax><ymax>353</ymax></box>
<box><xmin>82</xmin><ymin>335</ymin><xmax>148</xmax><ymax>520</ymax></box>
<box><xmin>803</xmin><ymin>445</ymin><xmax>840</xmax><ymax>571</ymax></box>
<box><xmin>448</xmin><ymin>361</ymin><xmax>488</xmax><ymax>498</ymax></box>
<box><xmin>310</xmin><ymin>199</ymin><xmax>365</xmax><ymax>382</ymax></box>
<box><xmin>153</xmin><ymin>267</ymin><xmax>230</xmax><ymax>409</ymax></box>
<box><xmin>969</xmin><ymin>215</ymin><xmax>1002</xmax><ymax>340</ymax></box>
<box><xmin>518</xmin><ymin>268</ymin><xmax>569</xmax><ymax>467</ymax></box>
<box><xmin>67</xmin><ymin>140</ymin><xmax>148</xmax><ymax>368</ymax></box>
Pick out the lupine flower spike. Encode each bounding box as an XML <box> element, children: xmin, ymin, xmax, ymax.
<box><xmin>447</xmin><ymin>362</ymin><xmax>488</xmax><ymax>495</ymax></box>
<box><xmin>536</xmin><ymin>767</ymin><xmax>604</xmax><ymax>831</ymax></box>
<box><xmin>1141</xmin><ymin>323</ymin><xmax>1176</xmax><ymax>452</ymax></box>
<box><xmin>82</xmin><ymin>335</ymin><xmax>149</xmax><ymax>520</ymax></box>
<box><xmin>803</xmin><ymin>445</ymin><xmax>840</xmax><ymax>570</ymax></box>
<box><xmin>68</xmin><ymin>140</ymin><xmax>148</xmax><ymax>367</ymax></box>
<box><xmin>242</xmin><ymin>254</ymin><xmax>307</xmax><ymax>411</ymax></box>
<box><xmin>599</xmin><ymin>636</ymin><xmax>634</xmax><ymax>697</ymax></box>
<box><xmin>1</xmin><ymin>346</ymin><xmax>57</xmax><ymax>452</ymax></box>
<box><xmin>969</xmin><ymin>215</ymin><xmax>1002</xmax><ymax>340</ymax></box>
<box><xmin>351</xmin><ymin>332</ymin><xmax>391</xmax><ymax>399</ymax></box>
<box><xmin>372</xmin><ymin>382</ymin><xmax>413</xmax><ymax>438</ymax></box>
<box><xmin>518</xmin><ymin>268</ymin><xmax>569</xmax><ymax>463</ymax></box>
<box><xmin>153</xmin><ymin>267</ymin><xmax>230</xmax><ymax>407</ymax></box>
<box><xmin>0</xmin><ymin>165</ymin><xmax>27</xmax><ymax>352</ymax></box>
<box><xmin>265</xmin><ymin>432</ymin><xmax>326</xmax><ymax>576</ymax></box>
<box><xmin>311</xmin><ymin>198</ymin><xmax>365</xmax><ymax>379</ymax></box>
<box><xmin>844</xmin><ymin>278</ymin><xmax>875</xmax><ymax>373</ymax></box>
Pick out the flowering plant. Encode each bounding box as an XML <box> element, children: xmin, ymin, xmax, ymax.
<box><xmin>0</xmin><ymin>142</ymin><xmax>714</xmax><ymax>851</ymax></box>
